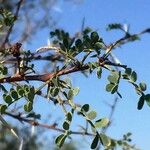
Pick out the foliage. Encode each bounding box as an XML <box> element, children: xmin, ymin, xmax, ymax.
<box><xmin>0</xmin><ymin>1</ymin><xmax>149</xmax><ymax>150</ymax></box>
<box><xmin>0</xmin><ymin>125</ymin><xmax>43</xmax><ymax>150</ymax></box>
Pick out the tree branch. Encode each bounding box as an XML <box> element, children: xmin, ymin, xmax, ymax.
<box><xmin>0</xmin><ymin>60</ymin><xmax>127</xmax><ymax>84</ymax></box>
<box><xmin>5</xmin><ymin>112</ymin><xmax>94</xmax><ymax>136</ymax></box>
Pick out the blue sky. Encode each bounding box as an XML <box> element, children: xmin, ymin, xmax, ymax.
<box><xmin>25</xmin><ymin>0</ymin><xmax>150</xmax><ymax>149</ymax></box>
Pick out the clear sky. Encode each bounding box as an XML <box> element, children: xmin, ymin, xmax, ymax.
<box><xmin>26</xmin><ymin>0</ymin><xmax>150</xmax><ymax>149</ymax></box>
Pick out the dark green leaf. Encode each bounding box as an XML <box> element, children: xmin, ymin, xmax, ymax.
<box><xmin>18</xmin><ymin>89</ymin><xmax>24</xmax><ymax>97</ymax></box>
<box><xmin>111</xmin><ymin>84</ymin><xmax>118</xmax><ymax>94</ymax></box>
<box><xmin>4</xmin><ymin>95</ymin><xmax>13</xmax><ymax>104</ymax></box>
<box><xmin>30</xmin><ymin>86</ymin><xmax>35</xmax><ymax>93</ymax></box>
<box><xmin>97</xmin><ymin>67</ymin><xmax>102</xmax><ymax>79</ymax></box>
<box><xmin>0</xmin><ymin>105</ymin><xmax>7</xmax><ymax>114</ymax></box>
<box><xmin>107</xmin><ymin>23</ymin><xmax>122</xmax><ymax>31</ymax></box>
<box><xmin>24</xmin><ymin>85</ymin><xmax>30</xmax><ymax>93</ymax></box>
<box><xmin>52</xmin><ymin>87</ymin><xmax>59</xmax><ymax>97</ymax></box>
<box><xmin>11</xmin><ymin>90</ymin><xmax>18</xmax><ymax>100</ymax></box>
<box><xmin>91</xmin><ymin>32</ymin><xmax>99</xmax><ymax>42</ymax></box>
<box><xmin>2</xmin><ymin>93</ymin><xmax>6</xmax><ymax>100</ymax></box>
<box><xmin>71</xmin><ymin>108</ymin><xmax>74</xmax><ymax>114</ymax></box>
<box><xmin>55</xmin><ymin>134</ymin><xmax>64</xmax><ymax>145</ymax></box>
<box><xmin>63</xmin><ymin>37</ymin><xmax>69</xmax><ymax>48</ymax></box>
<box><xmin>24</xmin><ymin>102</ymin><xmax>33</xmax><ymax>112</ymax></box>
<box><xmin>131</xmin><ymin>71</ymin><xmax>137</xmax><ymax>82</ymax></box>
<box><xmin>88</xmin><ymin>62</ymin><xmax>94</xmax><ymax>73</ymax></box>
<box><xmin>126</xmin><ymin>132</ymin><xmax>132</xmax><ymax>137</ymax></box>
<box><xmin>26</xmin><ymin>112</ymin><xmax>41</xmax><ymax>119</ymax></box>
<box><xmin>50</xmin><ymin>31</ymin><xmax>56</xmax><ymax>37</ymax></box>
<box><xmin>81</xmin><ymin>104</ymin><xmax>90</xmax><ymax>112</ymax></box>
<box><xmin>129</xmin><ymin>35</ymin><xmax>140</xmax><ymax>41</ymax></box>
<box><xmin>16</xmin><ymin>85</ymin><xmax>22</xmax><ymax>91</ymax></box>
<box><xmin>3</xmin><ymin>67</ymin><xmax>8</xmax><ymax>75</ymax></box>
<box><xmin>117</xmin><ymin>140</ymin><xmax>122</xmax><ymax>145</ymax></box>
<box><xmin>122</xmin><ymin>74</ymin><xmax>129</xmax><ymax>80</ymax></box>
<box><xmin>137</xmin><ymin>95</ymin><xmax>145</xmax><ymax>110</ymax></box>
<box><xmin>1</xmin><ymin>9</ymin><xmax>15</xmax><ymax>27</ymax></box>
<box><xmin>139</xmin><ymin>82</ymin><xmax>147</xmax><ymax>91</ymax></box>
<box><xmin>75</xmin><ymin>39</ymin><xmax>83</xmax><ymax>49</ymax></box>
<box><xmin>145</xmin><ymin>94</ymin><xmax>150</xmax><ymax>107</ymax></box>
<box><xmin>90</xmin><ymin>54</ymin><xmax>98</xmax><ymax>58</ymax></box>
<box><xmin>66</xmin><ymin>112</ymin><xmax>72</xmax><ymax>122</ymax></box>
<box><xmin>94</xmin><ymin>42</ymin><xmax>103</xmax><ymax>50</ymax></box>
<box><xmin>0</xmin><ymin>84</ymin><xmax>7</xmax><ymax>93</ymax></box>
<box><xmin>63</xmin><ymin>121</ymin><xmax>70</xmax><ymax>130</ymax></box>
<box><xmin>91</xmin><ymin>133</ymin><xmax>99</xmax><ymax>149</ymax></box>
<box><xmin>83</xmin><ymin>27</ymin><xmax>92</xmax><ymax>35</ymax></box>
<box><xmin>52</xmin><ymin>78</ymin><xmax>59</xmax><ymax>87</ymax></box>
<box><xmin>55</xmin><ymin>134</ymin><xmax>67</xmax><ymax>148</ymax></box>
<box><xmin>27</xmin><ymin>87</ymin><xmax>35</xmax><ymax>102</ymax></box>
<box><xmin>125</xmin><ymin>68</ymin><xmax>132</xmax><ymax>76</ymax></box>
<box><xmin>83</xmin><ymin>35</ymin><xmax>91</xmax><ymax>48</ymax></box>
<box><xmin>27</xmin><ymin>92</ymin><xmax>35</xmax><ymax>102</ymax></box>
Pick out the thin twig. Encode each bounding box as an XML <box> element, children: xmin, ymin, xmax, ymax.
<box><xmin>103</xmin><ymin>28</ymin><xmax>150</xmax><ymax>58</ymax></box>
<box><xmin>5</xmin><ymin>112</ymin><xmax>94</xmax><ymax>136</ymax></box>
<box><xmin>102</xmin><ymin>97</ymin><xmax>118</xmax><ymax>133</ymax></box>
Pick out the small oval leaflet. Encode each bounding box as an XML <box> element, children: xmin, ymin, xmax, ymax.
<box><xmin>55</xmin><ymin>134</ymin><xmax>64</xmax><ymax>145</ymax></box>
<box><xmin>107</xmin><ymin>23</ymin><xmax>122</xmax><ymax>31</ymax></box>
<box><xmin>95</xmin><ymin>118</ymin><xmax>109</xmax><ymax>128</ymax></box>
<box><xmin>125</xmin><ymin>68</ymin><xmax>132</xmax><ymax>76</ymax></box>
<box><xmin>11</xmin><ymin>90</ymin><xmax>18</xmax><ymax>100</ymax></box>
<box><xmin>87</xmin><ymin>110</ymin><xmax>97</xmax><ymax>120</ymax></box>
<box><xmin>0</xmin><ymin>105</ymin><xmax>7</xmax><ymax>114</ymax></box>
<box><xmin>106</xmin><ymin>83</ymin><xmax>114</xmax><ymax>92</ymax></box>
<box><xmin>108</xmin><ymin>74</ymin><xmax>118</xmax><ymax>84</ymax></box>
<box><xmin>66</xmin><ymin>112</ymin><xmax>72</xmax><ymax>122</ymax></box>
<box><xmin>24</xmin><ymin>102</ymin><xmax>33</xmax><ymax>112</ymax></box>
<box><xmin>68</xmin><ymin>89</ymin><xmax>74</xmax><ymax>100</ymax></box>
<box><xmin>27</xmin><ymin>92</ymin><xmax>35</xmax><ymax>102</ymax></box>
<box><xmin>139</xmin><ymin>82</ymin><xmax>147</xmax><ymax>91</ymax></box>
<box><xmin>24</xmin><ymin>86</ymin><xmax>30</xmax><ymax>93</ymax></box>
<box><xmin>75</xmin><ymin>39</ymin><xmax>83</xmax><ymax>49</ymax></box>
<box><xmin>111</xmin><ymin>84</ymin><xmax>118</xmax><ymax>94</ymax></box>
<box><xmin>3</xmin><ymin>67</ymin><xmax>8</xmax><ymax>75</ymax></box>
<box><xmin>100</xmin><ymin>133</ymin><xmax>111</xmax><ymax>147</ymax></box>
<box><xmin>145</xmin><ymin>94</ymin><xmax>150</xmax><ymax>107</ymax></box>
<box><xmin>90</xmin><ymin>31</ymin><xmax>99</xmax><ymax>42</ymax></box>
<box><xmin>94</xmin><ymin>42</ymin><xmax>103</xmax><ymax>50</ymax></box>
<box><xmin>81</xmin><ymin>104</ymin><xmax>90</xmax><ymax>112</ymax></box>
<box><xmin>73</xmin><ymin>87</ymin><xmax>80</xmax><ymax>96</ymax></box>
<box><xmin>51</xmin><ymin>87</ymin><xmax>59</xmax><ymax>97</ymax></box>
<box><xmin>91</xmin><ymin>133</ymin><xmax>99</xmax><ymax>149</ymax></box>
<box><xmin>137</xmin><ymin>95</ymin><xmax>145</xmax><ymax>110</ymax></box>
<box><xmin>4</xmin><ymin>95</ymin><xmax>13</xmax><ymax>104</ymax></box>
<box><xmin>97</xmin><ymin>67</ymin><xmax>102</xmax><ymax>79</ymax></box>
<box><xmin>55</xmin><ymin>134</ymin><xmax>67</xmax><ymax>148</ymax></box>
<box><xmin>131</xmin><ymin>71</ymin><xmax>137</xmax><ymax>82</ymax></box>
<box><xmin>63</xmin><ymin>121</ymin><xmax>70</xmax><ymax>130</ymax></box>
<box><xmin>18</xmin><ymin>89</ymin><xmax>24</xmax><ymax>97</ymax></box>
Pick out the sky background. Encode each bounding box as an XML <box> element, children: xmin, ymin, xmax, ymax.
<box><xmin>23</xmin><ymin>0</ymin><xmax>150</xmax><ymax>149</ymax></box>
